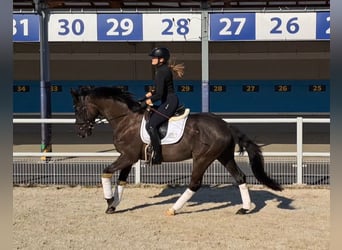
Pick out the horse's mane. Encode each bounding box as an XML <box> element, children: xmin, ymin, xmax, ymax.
<box><xmin>79</xmin><ymin>86</ymin><xmax>143</xmax><ymax>113</ymax></box>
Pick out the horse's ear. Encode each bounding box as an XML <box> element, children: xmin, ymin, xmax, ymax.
<box><xmin>70</xmin><ymin>88</ymin><xmax>79</xmax><ymax>102</ymax></box>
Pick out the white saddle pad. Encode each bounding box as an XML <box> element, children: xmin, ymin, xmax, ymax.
<box><xmin>140</xmin><ymin>115</ymin><xmax>188</xmax><ymax>145</ymax></box>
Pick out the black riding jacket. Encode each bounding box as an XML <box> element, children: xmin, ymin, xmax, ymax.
<box><xmin>150</xmin><ymin>63</ymin><xmax>175</xmax><ymax>103</ymax></box>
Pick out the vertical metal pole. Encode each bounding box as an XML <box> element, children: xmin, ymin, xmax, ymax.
<box><xmin>201</xmin><ymin>1</ymin><xmax>209</xmax><ymax>112</ymax></box>
<box><xmin>296</xmin><ymin>117</ymin><xmax>303</xmax><ymax>185</ymax></box>
<box><xmin>35</xmin><ymin>0</ymin><xmax>52</xmax><ymax>160</ymax></box>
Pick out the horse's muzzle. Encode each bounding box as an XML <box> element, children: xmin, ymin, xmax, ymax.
<box><xmin>76</xmin><ymin>123</ymin><xmax>93</xmax><ymax>138</ymax></box>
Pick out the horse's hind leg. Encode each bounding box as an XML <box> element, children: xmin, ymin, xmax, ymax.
<box><xmin>218</xmin><ymin>154</ymin><xmax>252</xmax><ymax>214</ymax></box>
<box><xmin>166</xmin><ymin>157</ymin><xmax>212</xmax><ymax>216</ymax></box>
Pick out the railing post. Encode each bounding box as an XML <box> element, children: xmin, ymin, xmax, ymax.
<box><xmin>201</xmin><ymin>3</ymin><xmax>209</xmax><ymax>112</ymax></box>
<box><xmin>133</xmin><ymin>160</ymin><xmax>141</xmax><ymax>184</ymax></box>
<box><xmin>296</xmin><ymin>117</ymin><xmax>303</xmax><ymax>184</ymax></box>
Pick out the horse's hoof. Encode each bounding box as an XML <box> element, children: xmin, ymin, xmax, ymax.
<box><xmin>165</xmin><ymin>208</ymin><xmax>176</xmax><ymax>216</ymax></box>
<box><xmin>105</xmin><ymin>206</ymin><xmax>116</xmax><ymax>214</ymax></box>
<box><xmin>236</xmin><ymin>208</ymin><xmax>249</xmax><ymax>215</ymax></box>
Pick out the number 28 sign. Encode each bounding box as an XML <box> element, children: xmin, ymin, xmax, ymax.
<box><xmin>142</xmin><ymin>13</ymin><xmax>201</xmax><ymax>41</ymax></box>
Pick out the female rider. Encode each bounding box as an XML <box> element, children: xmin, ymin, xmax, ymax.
<box><xmin>142</xmin><ymin>47</ymin><xmax>184</xmax><ymax>164</ymax></box>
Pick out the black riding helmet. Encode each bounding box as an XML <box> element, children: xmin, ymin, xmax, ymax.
<box><xmin>149</xmin><ymin>47</ymin><xmax>170</xmax><ymax>61</ymax></box>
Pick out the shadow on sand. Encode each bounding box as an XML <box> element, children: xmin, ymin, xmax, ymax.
<box><xmin>113</xmin><ymin>185</ymin><xmax>295</xmax><ymax>215</ymax></box>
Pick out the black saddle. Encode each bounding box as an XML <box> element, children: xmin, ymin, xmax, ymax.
<box><xmin>147</xmin><ymin>105</ymin><xmax>186</xmax><ymax>139</ymax></box>
<box><xmin>173</xmin><ymin>105</ymin><xmax>186</xmax><ymax>116</ymax></box>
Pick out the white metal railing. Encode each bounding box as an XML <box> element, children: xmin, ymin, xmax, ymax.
<box><xmin>12</xmin><ymin>152</ymin><xmax>330</xmax><ymax>157</ymax></box>
<box><xmin>13</xmin><ymin>117</ymin><xmax>330</xmax><ymax>185</ymax></box>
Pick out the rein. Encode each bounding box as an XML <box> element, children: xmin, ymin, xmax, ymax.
<box><xmin>148</xmin><ymin>107</ymin><xmax>170</xmax><ymax>120</ymax></box>
<box><xmin>97</xmin><ymin>113</ymin><xmax>128</xmax><ymax>124</ymax></box>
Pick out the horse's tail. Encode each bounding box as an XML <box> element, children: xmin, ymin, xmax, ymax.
<box><xmin>229</xmin><ymin>125</ymin><xmax>283</xmax><ymax>191</ymax></box>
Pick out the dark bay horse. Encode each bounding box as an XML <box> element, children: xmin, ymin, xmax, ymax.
<box><xmin>71</xmin><ymin>86</ymin><xmax>282</xmax><ymax>215</ymax></box>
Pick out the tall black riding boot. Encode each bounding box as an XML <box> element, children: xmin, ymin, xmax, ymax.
<box><xmin>147</xmin><ymin>126</ymin><xmax>163</xmax><ymax>164</ymax></box>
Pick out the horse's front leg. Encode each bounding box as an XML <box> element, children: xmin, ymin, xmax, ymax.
<box><xmin>101</xmin><ymin>156</ymin><xmax>134</xmax><ymax>214</ymax></box>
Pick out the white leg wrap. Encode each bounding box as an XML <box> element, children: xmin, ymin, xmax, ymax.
<box><xmin>239</xmin><ymin>183</ymin><xmax>251</xmax><ymax>210</ymax></box>
<box><xmin>101</xmin><ymin>177</ymin><xmax>113</xmax><ymax>199</ymax></box>
<box><xmin>172</xmin><ymin>188</ymin><xmax>195</xmax><ymax>211</ymax></box>
<box><xmin>111</xmin><ymin>185</ymin><xmax>124</xmax><ymax>208</ymax></box>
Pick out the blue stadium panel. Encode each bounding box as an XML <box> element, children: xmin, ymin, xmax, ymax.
<box><xmin>209</xmin><ymin>80</ymin><xmax>329</xmax><ymax>113</ymax></box>
<box><xmin>13</xmin><ymin>80</ymin><xmax>329</xmax><ymax>113</ymax></box>
<box><xmin>13</xmin><ymin>81</ymin><xmax>40</xmax><ymax>113</ymax></box>
<box><xmin>174</xmin><ymin>80</ymin><xmax>202</xmax><ymax>112</ymax></box>
<box><xmin>50</xmin><ymin>80</ymin><xmax>202</xmax><ymax>113</ymax></box>
<box><xmin>51</xmin><ymin>80</ymin><xmax>146</xmax><ymax>113</ymax></box>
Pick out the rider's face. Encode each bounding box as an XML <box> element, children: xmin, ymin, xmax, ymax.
<box><xmin>151</xmin><ymin>57</ymin><xmax>164</xmax><ymax>65</ymax></box>
<box><xmin>151</xmin><ymin>57</ymin><xmax>159</xmax><ymax>65</ymax></box>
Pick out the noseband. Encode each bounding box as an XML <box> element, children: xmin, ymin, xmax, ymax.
<box><xmin>74</xmin><ymin>101</ymin><xmax>96</xmax><ymax>134</ymax></box>
<box><xmin>77</xmin><ymin>119</ymin><xmax>95</xmax><ymax>133</ymax></box>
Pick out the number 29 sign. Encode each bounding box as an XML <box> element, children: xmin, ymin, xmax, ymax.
<box><xmin>97</xmin><ymin>14</ymin><xmax>143</xmax><ymax>41</ymax></box>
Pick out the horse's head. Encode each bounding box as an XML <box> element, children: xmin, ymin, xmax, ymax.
<box><xmin>70</xmin><ymin>87</ymin><xmax>99</xmax><ymax>138</ymax></box>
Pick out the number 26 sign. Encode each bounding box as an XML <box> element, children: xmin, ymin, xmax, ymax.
<box><xmin>255</xmin><ymin>13</ymin><xmax>316</xmax><ymax>40</ymax></box>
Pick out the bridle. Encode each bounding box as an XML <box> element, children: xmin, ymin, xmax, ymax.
<box><xmin>75</xmin><ymin>102</ymin><xmax>128</xmax><ymax>130</ymax></box>
<box><xmin>74</xmin><ymin>104</ymin><xmax>96</xmax><ymax>134</ymax></box>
